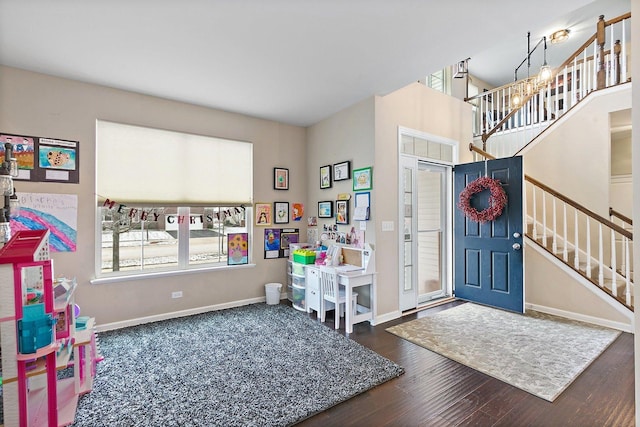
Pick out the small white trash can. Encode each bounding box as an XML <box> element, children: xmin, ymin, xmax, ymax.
<box><xmin>265</xmin><ymin>283</ymin><xmax>282</xmax><ymax>305</ymax></box>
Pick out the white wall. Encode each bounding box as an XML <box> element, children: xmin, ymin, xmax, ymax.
<box><xmin>0</xmin><ymin>65</ymin><xmax>307</xmax><ymax>326</ymax></box>
<box><xmin>374</xmin><ymin>83</ymin><xmax>473</xmax><ymax>317</ymax></box>
<box><xmin>525</xmin><ymin>245</ymin><xmax>633</xmax><ymax>331</ymax></box>
<box><xmin>523</xmin><ymin>87</ymin><xmax>632</xmax><ymax>217</ymax></box>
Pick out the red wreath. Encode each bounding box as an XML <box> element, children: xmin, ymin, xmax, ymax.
<box><xmin>457</xmin><ymin>176</ymin><xmax>507</xmax><ymax>223</ymax></box>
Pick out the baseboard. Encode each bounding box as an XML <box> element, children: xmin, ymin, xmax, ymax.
<box><xmin>526</xmin><ymin>302</ymin><xmax>634</xmax><ymax>333</ymax></box>
<box><xmin>374</xmin><ymin>310</ymin><xmax>402</xmax><ymax>326</ymax></box>
<box><xmin>374</xmin><ymin>298</ymin><xmax>457</xmax><ymax>326</ymax></box>
<box><xmin>97</xmin><ymin>296</ymin><xmax>268</xmax><ymax>332</ymax></box>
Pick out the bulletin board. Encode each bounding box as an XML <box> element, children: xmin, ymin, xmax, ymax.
<box><xmin>0</xmin><ymin>132</ymin><xmax>79</xmax><ymax>184</ymax></box>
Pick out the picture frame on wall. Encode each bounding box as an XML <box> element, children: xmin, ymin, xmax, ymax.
<box><xmin>273</xmin><ymin>167</ymin><xmax>289</xmax><ymax>190</ymax></box>
<box><xmin>318</xmin><ymin>201</ymin><xmax>333</xmax><ymax>218</ymax></box>
<box><xmin>320</xmin><ymin>165</ymin><xmax>332</xmax><ymax>189</ymax></box>
<box><xmin>335</xmin><ymin>200</ymin><xmax>349</xmax><ymax>225</ymax></box>
<box><xmin>333</xmin><ymin>160</ymin><xmax>351</xmax><ymax>181</ymax></box>
<box><xmin>274</xmin><ymin>201</ymin><xmax>289</xmax><ymax>224</ymax></box>
<box><xmin>255</xmin><ymin>202</ymin><xmax>272</xmax><ymax>226</ymax></box>
<box><xmin>353</xmin><ymin>166</ymin><xmax>372</xmax><ymax>191</ymax></box>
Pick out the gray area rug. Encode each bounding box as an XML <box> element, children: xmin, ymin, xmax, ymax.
<box><xmin>386</xmin><ymin>302</ymin><xmax>620</xmax><ymax>401</ymax></box>
<box><xmin>71</xmin><ymin>303</ymin><xmax>403</xmax><ymax>426</ymax></box>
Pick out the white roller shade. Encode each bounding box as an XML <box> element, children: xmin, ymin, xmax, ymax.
<box><xmin>97</xmin><ymin>120</ymin><xmax>253</xmax><ymax>205</ymax></box>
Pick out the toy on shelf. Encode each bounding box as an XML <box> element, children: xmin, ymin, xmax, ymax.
<box><xmin>17</xmin><ymin>303</ymin><xmax>55</xmax><ymax>354</ymax></box>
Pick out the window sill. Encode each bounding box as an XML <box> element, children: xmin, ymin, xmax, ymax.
<box><xmin>90</xmin><ymin>263</ymin><xmax>256</xmax><ymax>285</ymax></box>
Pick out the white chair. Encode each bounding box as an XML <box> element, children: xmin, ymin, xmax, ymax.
<box><xmin>319</xmin><ymin>266</ymin><xmax>357</xmax><ymax>330</ymax></box>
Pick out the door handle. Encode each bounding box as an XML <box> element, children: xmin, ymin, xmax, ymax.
<box><xmin>512</xmin><ymin>243</ymin><xmax>521</xmax><ymax>250</ymax></box>
<box><xmin>513</xmin><ymin>232</ymin><xmax>521</xmax><ymax>238</ymax></box>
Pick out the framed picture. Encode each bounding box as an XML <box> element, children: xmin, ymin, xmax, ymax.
<box><xmin>255</xmin><ymin>202</ymin><xmax>272</xmax><ymax>226</ymax></box>
<box><xmin>353</xmin><ymin>166</ymin><xmax>372</xmax><ymax>191</ymax></box>
<box><xmin>333</xmin><ymin>160</ymin><xmax>351</xmax><ymax>181</ymax></box>
<box><xmin>274</xmin><ymin>201</ymin><xmax>289</xmax><ymax>224</ymax></box>
<box><xmin>273</xmin><ymin>167</ymin><xmax>289</xmax><ymax>190</ymax></box>
<box><xmin>335</xmin><ymin>200</ymin><xmax>349</xmax><ymax>225</ymax></box>
<box><xmin>320</xmin><ymin>165</ymin><xmax>332</xmax><ymax>189</ymax></box>
<box><xmin>318</xmin><ymin>201</ymin><xmax>333</xmax><ymax>218</ymax></box>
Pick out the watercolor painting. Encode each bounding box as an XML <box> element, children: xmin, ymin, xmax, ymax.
<box><xmin>39</xmin><ymin>145</ymin><xmax>77</xmax><ymax>170</ymax></box>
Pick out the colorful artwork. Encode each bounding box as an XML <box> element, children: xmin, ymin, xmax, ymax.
<box><xmin>264</xmin><ymin>228</ymin><xmax>281</xmax><ymax>259</ymax></box>
<box><xmin>39</xmin><ymin>145</ymin><xmax>77</xmax><ymax>170</ymax></box>
<box><xmin>0</xmin><ymin>132</ymin><xmax>79</xmax><ymax>183</ymax></box>
<box><xmin>255</xmin><ymin>203</ymin><xmax>272</xmax><ymax>226</ymax></box>
<box><xmin>292</xmin><ymin>203</ymin><xmax>304</xmax><ymax>221</ymax></box>
<box><xmin>0</xmin><ymin>134</ymin><xmax>35</xmax><ymax>170</ymax></box>
<box><xmin>227</xmin><ymin>233</ymin><xmax>248</xmax><ymax>265</ymax></box>
<box><xmin>353</xmin><ymin>167</ymin><xmax>372</xmax><ymax>191</ymax></box>
<box><xmin>264</xmin><ymin>229</ymin><xmax>281</xmax><ymax>251</ymax></box>
<box><xmin>11</xmin><ymin>192</ymin><xmax>77</xmax><ymax>252</ymax></box>
<box><xmin>281</xmin><ymin>230</ymin><xmax>299</xmax><ymax>250</ymax></box>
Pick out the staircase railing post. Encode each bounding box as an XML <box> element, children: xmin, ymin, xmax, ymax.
<box><xmin>596</xmin><ymin>15</ymin><xmax>606</xmax><ymax>89</ymax></box>
<box><xmin>614</xmin><ymin>40</ymin><xmax>621</xmax><ymax>85</ymax></box>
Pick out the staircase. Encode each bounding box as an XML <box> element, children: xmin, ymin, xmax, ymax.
<box><xmin>525</xmin><ymin>175</ymin><xmax>633</xmax><ymax>311</ymax></box>
<box><xmin>468</xmin><ymin>13</ymin><xmax>631</xmax><ymax>158</ymax></box>
<box><xmin>466</xmin><ymin>12</ymin><xmax>634</xmax><ymax>315</ymax></box>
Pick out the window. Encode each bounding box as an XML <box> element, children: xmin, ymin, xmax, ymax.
<box><xmin>400</xmin><ymin>133</ymin><xmax>454</xmax><ymax>163</ymax></box>
<box><xmin>426</xmin><ymin>68</ymin><xmax>451</xmax><ymax>95</ymax></box>
<box><xmin>99</xmin><ymin>205</ymin><xmax>249</xmax><ymax>274</ymax></box>
<box><xmin>96</xmin><ymin>121</ymin><xmax>253</xmax><ymax>278</ymax></box>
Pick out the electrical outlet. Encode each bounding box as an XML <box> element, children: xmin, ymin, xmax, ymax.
<box><xmin>171</xmin><ymin>291</ymin><xmax>183</xmax><ymax>299</ymax></box>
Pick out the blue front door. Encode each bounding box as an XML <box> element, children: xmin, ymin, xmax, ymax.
<box><xmin>453</xmin><ymin>157</ymin><xmax>523</xmax><ymax>313</ymax></box>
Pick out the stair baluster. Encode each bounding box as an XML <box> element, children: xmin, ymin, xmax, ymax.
<box><xmin>598</xmin><ymin>223</ymin><xmax>604</xmax><ymax>287</ymax></box>
<box><xmin>586</xmin><ymin>217</ymin><xmax>592</xmax><ymax>279</ymax></box>
<box><xmin>562</xmin><ymin>203</ymin><xmax>568</xmax><ymax>262</ymax></box>
<box><xmin>552</xmin><ymin>198</ymin><xmax>558</xmax><ymax>253</ymax></box>
<box><xmin>542</xmin><ymin>192</ymin><xmax>548</xmax><ymax>248</ymax></box>
<box><xmin>611</xmin><ymin>228</ymin><xmax>618</xmax><ymax>296</ymax></box>
<box><xmin>625</xmin><ymin>238</ymin><xmax>631</xmax><ymax>306</ymax></box>
<box><xmin>574</xmin><ymin>209</ymin><xmax>580</xmax><ymax>269</ymax></box>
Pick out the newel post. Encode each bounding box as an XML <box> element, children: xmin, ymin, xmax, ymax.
<box><xmin>596</xmin><ymin>15</ymin><xmax>606</xmax><ymax>89</ymax></box>
<box><xmin>613</xmin><ymin>40</ymin><xmax>622</xmax><ymax>85</ymax></box>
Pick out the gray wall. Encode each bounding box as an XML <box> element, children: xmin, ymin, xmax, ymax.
<box><xmin>0</xmin><ymin>65</ymin><xmax>307</xmax><ymax>327</ymax></box>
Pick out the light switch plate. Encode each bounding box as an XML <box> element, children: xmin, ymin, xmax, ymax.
<box><xmin>381</xmin><ymin>221</ymin><xmax>394</xmax><ymax>231</ymax></box>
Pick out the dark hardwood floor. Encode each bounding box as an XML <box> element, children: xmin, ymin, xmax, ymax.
<box><xmin>295</xmin><ymin>300</ymin><xmax>635</xmax><ymax>427</ymax></box>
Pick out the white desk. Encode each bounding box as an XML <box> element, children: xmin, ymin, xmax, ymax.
<box><xmin>337</xmin><ymin>270</ymin><xmax>376</xmax><ymax>333</ymax></box>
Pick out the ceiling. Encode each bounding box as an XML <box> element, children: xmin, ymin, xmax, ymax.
<box><xmin>0</xmin><ymin>0</ymin><xmax>630</xmax><ymax>127</ymax></box>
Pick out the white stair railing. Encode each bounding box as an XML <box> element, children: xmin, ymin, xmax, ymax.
<box><xmin>525</xmin><ymin>175</ymin><xmax>633</xmax><ymax>309</ymax></box>
<box><xmin>468</xmin><ymin>13</ymin><xmax>631</xmax><ymax>159</ymax></box>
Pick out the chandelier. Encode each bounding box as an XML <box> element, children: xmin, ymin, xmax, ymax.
<box><xmin>511</xmin><ymin>32</ymin><xmax>553</xmax><ymax>107</ymax></box>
